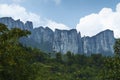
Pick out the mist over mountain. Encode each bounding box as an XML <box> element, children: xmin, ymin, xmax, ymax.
<box><xmin>0</xmin><ymin>17</ymin><xmax>115</xmax><ymax>55</ymax></box>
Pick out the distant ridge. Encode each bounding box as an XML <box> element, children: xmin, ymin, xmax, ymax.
<box><xmin>0</xmin><ymin>17</ymin><xmax>115</xmax><ymax>55</ymax></box>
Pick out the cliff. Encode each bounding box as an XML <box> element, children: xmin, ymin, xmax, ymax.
<box><xmin>53</xmin><ymin>29</ymin><xmax>82</xmax><ymax>54</ymax></box>
<box><xmin>0</xmin><ymin>17</ymin><xmax>115</xmax><ymax>55</ymax></box>
<box><xmin>82</xmin><ymin>30</ymin><xmax>115</xmax><ymax>55</ymax></box>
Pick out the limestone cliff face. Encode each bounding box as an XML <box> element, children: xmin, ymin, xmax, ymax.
<box><xmin>25</xmin><ymin>21</ymin><xmax>33</xmax><ymax>31</ymax></box>
<box><xmin>0</xmin><ymin>17</ymin><xmax>115</xmax><ymax>55</ymax></box>
<box><xmin>0</xmin><ymin>17</ymin><xmax>33</xmax><ymax>30</ymax></box>
<box><xmin>82</xmin><ymin>30</ymin><xmax>115</xmax><ymax>55</ymax></box>
<box><xmin>30</xmin><ymin>27</ymin><xmax>54</xmax><ymax>52</ymax></box>
<box><xmin>53</xmin><ymin>29</ymin><xmax>82</xmax><ymax>54</ymax></box>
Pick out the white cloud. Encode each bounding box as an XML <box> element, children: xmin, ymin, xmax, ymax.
<box><xmin>12</xmin><ymin>0</ymin><xmax>25</xmax><ymax>3</ymax></box>
<box><xmin>43</xmin><ymin>0</ymin><xmax>61</xmax><ymax>5</ymax></box>
<box><xmin>76</xmin><ymin>3</ymin><xmax>120</xmax><ymax>38</ymax></box>
<box><xmin>45</xmin><ymin>20</ymin><xmax>70</xmax><ymax>31</ymax></box>
<box><xmin>0</xmin><ymin>0</ymin><xmax>26</xmax><ymax>3</ymax></box>
<box><xmin>0</xmin><ymin>4</ymin><xmax>42</xmax><ymax>27</ymax></box>
<box><xmin>53</xmin><ymin>0</ymin><xmax>61</xmax><ymax>5</ymax></box>
<box><xmin>0</xmin><ymin>4</ymin><xmax>69</xmax><ymax>30</ymax></box>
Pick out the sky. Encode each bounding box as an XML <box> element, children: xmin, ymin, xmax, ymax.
<box><xmin>0</xmin><ymin>0</ymin><xmax>120</xmax><ymax>37</ymax></box>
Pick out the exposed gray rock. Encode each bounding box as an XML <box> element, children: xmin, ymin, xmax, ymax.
<box><xmin>53</xmin><ymin>29</ymin><xmax>82</xmax><ymax>54</ymax></box>
<box><xmin>0</xmin><ymin>17</ymin><xmax>115</xmax><ymax>55</ymax></box>
<box><xmin>0</xmin><ymin>17</ymin><xmax>33</xmax><ymax>30</ymax></box>
<box><xmin>30</xmin><ymin>27</ymin><xmax>54</xmax><ymax>52</ymax></box>
<box><xmin>25</xmin><ymin>21</ymin><xmax>33</xmax><ymax>31</ymax></box>
<box><xmin>82</xmin><ymin>29</ymin><xmax>115</xmax><ymax>55</ymax></box>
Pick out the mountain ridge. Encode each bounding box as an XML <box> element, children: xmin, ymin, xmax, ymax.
<box><xmin>0</xmin><ymin>17</ymin><xmax>115</xmax><ymax>55</ymax></box>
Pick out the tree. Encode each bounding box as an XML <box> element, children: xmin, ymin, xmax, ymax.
<box><xmin>90</xmin><ymin>54</ymin><xmax>103</xmax><ymax>67</ymax></box>
<box><xmin>0</xmin><ymin>23</ymin><xmax>37</xmax><ymax>80</ymax></box>
<box><xmin>114</xmin><ymin>39</ymin><xmax>120</xmax><ymax>55</ymax></box>
<box><xmin>55</xmin><ymin>52</ymin><xmax>62</xmax><ymax>63</ymax></box>
<box><xmin>100</xmin><ymin>39</ymin><xmax>120</xmax><ymax>80</ymax></box>
<box><xmin>66</xmin><ymin>51</ymin><xmax>73</xmax><ymax>65</ymax></box>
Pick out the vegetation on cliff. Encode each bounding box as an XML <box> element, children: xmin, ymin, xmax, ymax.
<box><xmin>0</xmin><ymin>23</ymin><xmax>120</xmax><ymax>80</ymax></box>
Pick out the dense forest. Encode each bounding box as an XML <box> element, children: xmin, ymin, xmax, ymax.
<box><xmin>0</xmin><ymin>23</ymin><xmax>120</xmax><ymax>80</ymax></box>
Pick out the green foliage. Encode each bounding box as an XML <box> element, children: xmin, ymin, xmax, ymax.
<box><xmin>1</xmin><ymin>23</ymin><xmax>120</xmax><ymax>80</ymax></box>
<box><xmin>114</xmin><ymin>39</ymin><xmax>120</xmax><ymax>55</ymax></box>
<box><xmin>102</xmin><ymin>56</ymin><xmax>120</xmax><ymax>80</ymax></box>
<box><xmin>100</xmin><ymin>39</ymin><xmax>120</xmax><ymax>80</ymax></box>
<box><xmin>55</xmin><ymin>52</ymin><xmax>62</xmax><ymax>63</ymax></box>
<box><xmin>0</xmin><ymin>23</ymin><xmax>34</xmax><ymax>80</ymax></box>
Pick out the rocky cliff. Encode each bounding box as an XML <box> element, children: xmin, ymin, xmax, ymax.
<box><xmin>0</xmin><ymin>17</ymin><xmax>115</xmax><ymax>55</ymax></box>
<box><xmin>0</xmin><ymin>17</ymin><xmax>33</xmax><ymax>30</ymax></box>
<box><xmin>30</xmin><ymin>27</ymin><xmax>54</xmax><ymax>52</ymax></box>
<box><xmin>82</xmin><ymin>30</ymin><xmax>115</xmax><ymax>55</ymax></box>
<box><xmin>53</xmin><ymin>29</ymin><xmax>82</xmax><ymax>54</ymax></box>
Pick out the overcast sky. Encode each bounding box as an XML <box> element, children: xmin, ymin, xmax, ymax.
<box><xmin>0</xmin><ymin>0</ymin><xmax>120</xmax><ymax>37</ymax></box>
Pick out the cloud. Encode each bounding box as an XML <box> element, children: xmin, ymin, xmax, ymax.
<box><xmin>0</xmin><ymin>4</ymin><xmax>69</xmax><ymax>30</ymax></box>
<box><xmin>53</xmin><ymin>0</ymin><xmax>61</xmax><ymax>5</ymax></box>
<box><xmin>0</xmin><ymin>0</ymin><xmax>25</xmax><ymax>3</ymax></box>
<box><xmin>0</xmin><ymin>4</ymin><xmax>42</xmax><ymax>27</ymax></box>
<box><xmin>12</xmin><ymin>0</ymin><xmax>25</xmax><ymax>3</ymax></box>
<box><xmin>76</xmin><ymin>3</ymin><xmax>120</xmax><ymax>38</ymax></box>
<box><xmin>43</xmin><ymin>0</ymin><xmax>61</xmax><ymax>5</ymax></box>
<box><xmin>45</xmin><ymin>20</ymin><xmax>70</xmax><ymax>31</ymax></box>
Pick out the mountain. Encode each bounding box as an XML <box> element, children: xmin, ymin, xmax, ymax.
<box><xmin>53</xmin><ymin>29</ymin><xmax>82</xmax><ymax>54</ymax></box>
<box><xmin>0</xmin><ymin>17</ymin><xmax>33</xmax><ymax>31</ymax></box>
<box><xmin>82</xmin><ymin>30</ymin><xmax>115</xmax><ymax>55</ymax></box>
<box><xmin>0</xmin><ymin>17</ymin><xmax>115</xmax><ymax>55</ymax></box>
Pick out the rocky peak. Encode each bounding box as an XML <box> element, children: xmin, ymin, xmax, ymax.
<box><xmin>0</xmin><ymin>17</ymin><xmax>116</xmax><ymax>55</ymax></box>
<box><xmin>82</xmin><ymin>29</ymin><xmax>115</xmax><ymax>55</ymax></box>
<box><xmin>25</xmin><ymin>21</ymin><xmax>33</xmax><ymax>31</ymax></box>
<box><xmin>0</xmin><ymin>17</ymin><xmax>33</xmax><ymax>30</ymax></box>
<box><xmin>53</xmin><ymin>29</ymin><xmax>82</xmax><ymax>54</ymax></box>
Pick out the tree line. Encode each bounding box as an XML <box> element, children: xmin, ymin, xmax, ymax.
<box><xmin>0</xmin><ymin>23</ymin><xmax>120</xmax><ymax>80</ymax></box>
